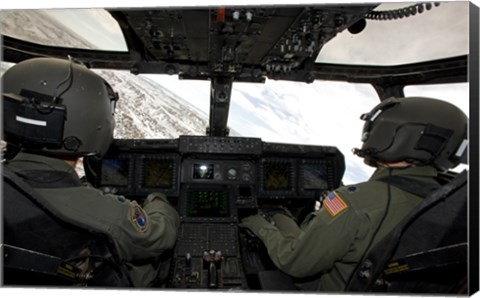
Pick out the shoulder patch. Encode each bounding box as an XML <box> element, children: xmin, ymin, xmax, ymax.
<box><xmin>323</xmin><ymin>191</ymin><xmax>348</xmax><ymax>217</ymax></box>
<box><xmin>117</xmin><ymin>195</ymin><xmax>126</xmax><ymax>203</ymax></box>
<box><xmin>130</xmin><ymin>201</ymin><xmax>149</xmax><ymax>232</ymax></box>
<box><xmin>347</xmin><ymin>186</ymin><xmax>358</xmax><ymax>193</ymax></box>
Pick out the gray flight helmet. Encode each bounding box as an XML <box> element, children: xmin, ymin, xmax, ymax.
<box><xmin>353</xmin><ymin>97</ymin><xmax>468</xmax><ymax>171</ymax></box>
<box><xmin>2</xmin><ymin>57</ymin><xmax>117</xmax><ymax>159</ymax></box>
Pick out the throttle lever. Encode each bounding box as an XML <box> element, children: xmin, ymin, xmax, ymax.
<box><xmin>203</xmin><ymin>250</ymin><xmax>222</xmax><ymax>288</ymax></box>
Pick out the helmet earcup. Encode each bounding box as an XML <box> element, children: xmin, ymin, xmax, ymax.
<box><xmin>2</xmin><ymin>58</ymin><xmax>116</xmax><ymax>158</ymax></box>
<box><xmin>356</xmin><ymin>97</ymin><xmax>468</xmax><ymax>171</ymax></box>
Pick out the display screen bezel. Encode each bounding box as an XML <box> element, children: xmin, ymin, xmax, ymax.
<box><xmin>137</xmin><ymin>154</ymin><xmax>180</xmax><ymax>196</ymax></box>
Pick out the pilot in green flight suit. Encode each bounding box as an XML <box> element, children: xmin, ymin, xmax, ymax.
<box><xmin>240</xmin><ymin>96</ymin><xmax>468</xmax><ymax>292</ymax></box>
<box><xmin>2</xmin><ymin>58</ymin><xmax>180</xmax><ymax>287</ymax></box>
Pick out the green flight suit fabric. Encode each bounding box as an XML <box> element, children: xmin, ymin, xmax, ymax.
<box><xmin>6</xmin><ymin>152</ymin><xmax>180</xmax><ymax>287</ymax></box>
<box><xmin>240</xmin><ymin>166</ymin><xmax>438</xmax><ymax>292</ymax></box>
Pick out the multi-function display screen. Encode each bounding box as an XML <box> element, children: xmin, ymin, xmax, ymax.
<box><xmin>100</xmin><ymin>158</ymin><xmax>130</xmax><ymax>187</ymax></box>
<box><xmin>143</xmin><ymin>159</ymin><xmax>174</xmax><ymax>188</ymax></box>
<box><xmin>263</xmin><ymin>161</ymin><xmax>292</xmax><ymax>191</ymax></box>
<box><xmin>193</xmin><ymin>163</ymin><xmax>214</xmax><ymax>180</ymax></box>
<box><xmin>303</xmin><ymin>163</ymin><xmax>328</xmax><ymax>190</ymax></box>
<box><xmin>186</xmin><ymin>190</ymin><xmax>229</xmax><ymax>217</ymax></box>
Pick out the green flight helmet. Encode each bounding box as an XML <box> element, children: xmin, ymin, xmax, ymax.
<box><xmin>353</xmin><ymin>97</ymin><xmax>468</xmax><ymax>171</ymax></box>
<box><xmin>2</xmin><ymin>57</ymin><xmax>117</xmax><ymax>159</ymax></box>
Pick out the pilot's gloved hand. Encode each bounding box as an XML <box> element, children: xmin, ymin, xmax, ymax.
<box><xmin>260</xmin><ymin>206</ymin><xmax>296</xmax><ymax>222</ymax></box>
<box><xmin>144</xmin><ymin>192</ymin><xmax>170</xmax><ymax>206</ymax></box>
<box><xmin>239</xmin><ymin>213</ymin><xmax>274</xmax><ymax>238</ymax></box>
<box><xmin>142</xmin><ymin>192</ymin><xmax>178</xmax><ymax>225</ymax></box>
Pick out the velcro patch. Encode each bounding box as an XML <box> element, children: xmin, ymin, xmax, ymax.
<box><xmin>323</xmin><ymin>191</ymin><xmax>348</xmax><ymax>217</ymax></box>
<box><xmin>130</xmin><ymin>201</ymin><xmax>148</xmax><ymax>232</ymax></box>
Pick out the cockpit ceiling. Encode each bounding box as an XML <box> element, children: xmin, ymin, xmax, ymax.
<box><xmin>107</xmin><ymin>5</ymin><xmax>378</xmax><ymax>82</ymax></box>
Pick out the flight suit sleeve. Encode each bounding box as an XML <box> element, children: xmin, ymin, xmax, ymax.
<box><xmin>240</xmin><ymin>192</ymin><xmax>359</xmax><ymax>278</ymax></box>
<box><xmin>36</xmin><ymin>186</ymin><xmax>180</xmax><ymax>262</ymax></box>
<box><xmin>271</xmin><ymin>213</ymin><xmax>302</xmax><ymax>237</ymax></box>
<box><xmin>142</xmin><ymin>192</ymin><xmax>180</xmax><ymax>248</ymax></box>
<box><xmin>112</xmin><ymin>192</ymin><xmax>180</xmax><ymax>261</ymax></box>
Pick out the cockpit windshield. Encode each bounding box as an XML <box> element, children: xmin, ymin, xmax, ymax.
<box><xmin>0</xmin><ymin>1</ymin><xmax>471</xmax><ymax>185</ymax></box>
<box><xmin>0</xmin><ymin>9</ymin><xmax>127</xmax><ymax>51</ymax></box>
<box><xmin>317</xmin><ymin>1</ymin><xmax>469</xmax><ymax>65</ymax></box>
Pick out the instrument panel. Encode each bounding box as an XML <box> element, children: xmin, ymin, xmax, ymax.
<box><xmin>86</xmin><ymin>136</ymin><xmax>344</xmax><ymax>201</ymax></box>
<box><xmin>84</xmin><ymin>135</ymin><xmax>345</xmax><ymax>289</ymax></box>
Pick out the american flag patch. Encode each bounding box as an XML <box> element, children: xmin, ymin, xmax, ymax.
<box><xmin>323</xmin><ymin>191</ymin><xmax>348</xmax><ymax>217</ymax></box>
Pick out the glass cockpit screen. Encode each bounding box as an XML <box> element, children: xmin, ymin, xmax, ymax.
<box><xmin>143</xmin><ymin>159</ymin><xmax>174</xmax><ymax>188</ymax></box>
<box><xmin>193</xmin><ymin>163</ymin><xmax>214</xmax><ymax>180</ymax></box>
<box><xmin>303</xmin><ymin>162</ymin><xmax>329</xmax><ymax>190</ymax></box>
<box><xmin>263</xmin><ymin>161</ymin><xmax>292</xmax><ymax>191</ymax></box>
<box><xmin>100</xmin><ymin>158</ymin><xmax>129</xmax><ymax>187</ymax></box>
<box><xmin>186</xmin><ymin>190</ymin><xmax>229</xmax><ymax>217</ymax></box>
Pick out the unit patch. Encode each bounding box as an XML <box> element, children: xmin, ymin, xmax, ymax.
<box><xmin>347</xmin><ymin>186</ymin><xmax>358</xmax><ymax>193</ymax></box>
<box><xmin>323</xmin><ymin>191</ymin><xmax>348</xmax><ymax>217</ymax></box>
<box><xmin>130</xmin><ymin>201</ymin><xmax>148</xmax><ymax>232</ymax></box>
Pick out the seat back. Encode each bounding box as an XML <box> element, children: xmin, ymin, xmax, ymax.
<box><xmin>346</xmin><ymin>170</ymin><xmax>468</xmax><ymax>294</ymax></box>
<box><xmin>2</xmin><ymin>165</ymin><xmax>132</xmax><ymax>287</ymax></box>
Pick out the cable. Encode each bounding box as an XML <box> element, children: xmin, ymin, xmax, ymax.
<box><xmin>365</xmin><ymin>2</ymin><xmax>441</xmax><ymax>21</ymax></box>
<box><xmin>53</xmin><ymin>55</ymin><xmax>75</xmax><ymax>102</ymax></box>
<box><xmin>33</xmin><ymin>56</ymin><xmax>74</xmax><ymax>114</ymax></box>
<box><xmin>345</xmin><ymin>167</ymin><xmax>393</xmax><ymax>289</ymax></box>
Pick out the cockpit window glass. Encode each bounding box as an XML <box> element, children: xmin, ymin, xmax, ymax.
<box><xmin>142</xmin><ymin>75</ymin><xmax>379</xmax><ymax>184</ymax></box>
<box><xmin>404</xmin><ymin>83</ymin><xmax>469</xmax><ymax>116</ymax></box>
<box><xmin>227</xmin><ymin>79</ymin><xmax>380</xmax><ymax>184</ymax></box>
<box><xmin>0</xmin><ymin>9</ymin><xmax>127</xmax><ymax>51</ymax></box>
<box><xmin>405</xmin><ymin>82</ymin><xmax>469</xmax><ymax>174</ymax></box>
<box><xmin>0</xmin><ymin>3</ymin><xmax>470</xmax><ymax>184</ymax></box>
<box><xmin>316</xmin><ymin>2</ymin><xmax>469</xmax><ymax>66</ymax></box>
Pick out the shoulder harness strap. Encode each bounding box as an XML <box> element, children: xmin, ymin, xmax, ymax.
<box><xmin>15</xmin><ymin>169</ymin><xmax>82</xmax><ymax>188</ymax></box>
